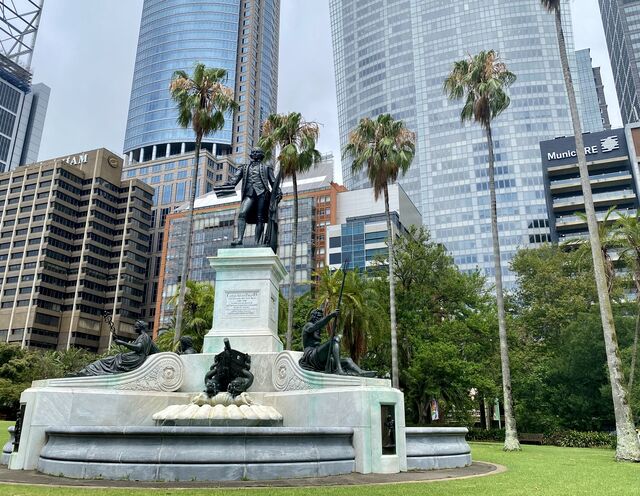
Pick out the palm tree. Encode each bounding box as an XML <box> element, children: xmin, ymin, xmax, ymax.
<box><xmin>169</xmin><ymin>64</ymin><xmax>238</xmax><ymax>345</ymax></box>
<box><xmin>343</xmin><ymin>114</ymin><xmax>415</xmax><ymax>389</ymax></box>
<box><xmin>540</xmin><ymin>0</ymin><xmax>640</xmax><ymax>461</ymax></box>
<box><xmin>572</xmin><ymin>206</ymin><xmax>619</xmax><ymax>293</ymax></box>
<box><xmin>156</xmin><ymin>281</ymin><xmax>215</xmax><ymax>352</ymax></box>
<box><xmin>444</xmin><ymin>49</ymin><xmax>520</xmax><ymax>451</ymax></box>
<box><xmin>259</xmin><ymin>112</ymin><xmax>322</xmax><ymax>350</ymax></box>
<box><xmin>615</xmin><ymin>212</ymin><xmax>640</xmax><ymax>390</ymax></box>
<box><xmin>314</xmin><ymin>267</ymin><xmax>383</xmax><ymax>364</ymax></box>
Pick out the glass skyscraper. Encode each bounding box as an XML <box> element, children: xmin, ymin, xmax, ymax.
<box><xmin>599</xmin><ymin>0</ymin><xmax>640</xmax><ymax>124</ymax></box>
<box><xmin>123</xmin><ymin>0</ymin><xmax>280</xmax><ymax>165</ymax></box>
<box><xmin>0</xmin><ymin>0</ymin><xmax>49</xmax><ymax>173</ymax></box>
<box><xmin>122</xmin><ymin>0</ymin><xmax>280</xmax><ymax>329</ymax></box>
<box><xmin>575</xmin><ymin>49</ymin><xmax>605</xmax><ymax>133</ymax></box>
<box><xmin>330</xmin><ymin>0</ymin><xmax>577</xmax><ymax>286</ymax></box>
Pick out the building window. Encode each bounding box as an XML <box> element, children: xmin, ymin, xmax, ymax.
<box><xmin>175</xmin><ymin>182</ymin><xmax>186</xmax><ymax>202</ymax></box>
<box><xmin>161</xmin><ymin>185</ymin><xmax>173</xmax><ymax>205</ymax></box>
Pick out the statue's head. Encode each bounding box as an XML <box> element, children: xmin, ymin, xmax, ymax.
<box><xmin>249</xmin><ymin>147</ymin><xmax>265</xmax><ymax>162</ymax></box>
<box><xmin>310</xmin><ymin>308</ymin><xmax>324</xmax><ymax>323</ymax></box>
<box><xmin>134</xmin><ymin>320</ymin><xmax>147</xmax><ymax>334</ymax></box>
<box><xmin>179</xmin><ymin>336</ymin><xmax>193</xmax><ymax>349</ymax></box>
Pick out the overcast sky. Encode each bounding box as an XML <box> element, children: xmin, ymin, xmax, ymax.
<box><xmin>31</xmin><ymin>0</ymin><xmax>620</xmax><ymax>169</ymax></box>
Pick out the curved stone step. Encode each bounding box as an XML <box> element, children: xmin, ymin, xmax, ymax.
<box><xmin>272</xmin><ymin>351</ymin><xmax>390</xmax><ymax>391</ymax></box>
<box><xmin>32</xmin><ymin>353</ymin><xmax>184</xmax><ymax>392</ymax></box>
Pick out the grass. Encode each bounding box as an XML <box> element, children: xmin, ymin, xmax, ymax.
<box><xmin>0</xmin><ymin>441</ymin><xmax>638</xmax><ymax>495</ymax></box>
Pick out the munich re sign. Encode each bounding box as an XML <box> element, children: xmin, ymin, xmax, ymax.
<box><xmin>546</xmin><ymin>135</ymin><xmax>620</xmax><ymax>161</ymax></box>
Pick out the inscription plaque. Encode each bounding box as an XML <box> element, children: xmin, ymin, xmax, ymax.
<box><xmin>225</xmin><ymin>290</ymin><xmax>259</xmax><ymax>317</ymax></box>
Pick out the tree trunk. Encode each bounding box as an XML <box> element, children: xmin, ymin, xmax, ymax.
<box><xmin>479</xmin><ymin>397</ymin><xmax>487</xmax><ymax>430</ymax></box>
<box><xmin>486</xmin><ymin>123</ymin><xmax>520</xmax><ymax>451</ymax></box>
<box><xmin>554</xmin><ymin>6</ymin><xmax>640</xmax><ymax>461</ymax></box>
<box><xmin>630</xmin><ymin>299</ymin><xmax>640</xmax><ymax>391</ymax></box>
<box><xmin>384</xmin><ymin>183</ymin><xmax>400</xmax><ymax>389</ymax></box>
<box><xmin>286</xmin><ymin>172</ymin><xmax>298</xmax><ymax>350</ymax></box>
<box><xmin>173</xmin><ymin>140</ymin><xmax>201</xmax><ymax>346</ymax></box>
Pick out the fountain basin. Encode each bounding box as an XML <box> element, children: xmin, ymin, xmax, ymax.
<box><xmin>37</xmin><ymin>426</ymin><xmax>355</xmax><ymax>481</ymax></box>
<box><xmin>405</xmin><ymin>427</ymin><xmax>471</xmax><ymax>470</ymax></box>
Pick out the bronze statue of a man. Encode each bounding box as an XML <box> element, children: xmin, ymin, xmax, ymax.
<box><xmin>215</xmin><ymin>147</ymin><xmax>281</xmax><ymax>247</ymax></box>
<box><xmin>299</xmin><ymin>308</ymin><xmax>375</xmax><ymax>377</ymax></box>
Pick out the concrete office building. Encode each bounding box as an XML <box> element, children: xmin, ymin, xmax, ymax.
<box><xmin>330</xmin><ymin>0</ymin><xmax>577</xmax><ymax>286</ymax></box>
<box><xmin>0</xmin><ymin>149</ymin><xmax>153</xmax><ymax>352</ymax></box>
<box><xmin>540</xmin><ymin>127</ymin><xmax>639</xmax><ymax>242</ymax></box>
<box><xmin>0</xmin><ymin>1</ymin><xmax>50</xmax><ymax>173</ymax></box>
<box><xmin>326</xmin><ymin>183</ymin><xmax>421</xmax><ymax>270</ymax></box>
<box><xmin>155</xmin><ymin>156</ymin><xmax>343</xmax><ymax>332</ymax></box>
<box><xmin>599</xmin><ymin>0</ymin><xmax>640</xmax><ymax>124</ymax></box>
<box><xmin>575</xmin><ymin>49</ymin><xmax>606</xmax><ymax>133</ymax></box>
<box><xmin>123</xmin><ymin>0</ymin><xmax>280</xmax><ymax>165</ymax></box>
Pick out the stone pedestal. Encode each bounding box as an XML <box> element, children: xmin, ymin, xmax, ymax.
<box><xmin>203</xmin><ymin>248</ymin><xmax>287</xmax><ymax>354</ymax></box>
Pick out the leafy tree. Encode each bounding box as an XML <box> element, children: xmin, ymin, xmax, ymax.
<box><xmin>391</xmin><ymin>227</ymin><xmax>498</xmax><ymax>425</ymax></box>
<box><xmin>444</xmin><ymin>50</ymin><xmax>520</xmax><ymax>451</ymax></box>
<box><xmin>343</xmin><ymin>114</ymin><xmax>415</xmax><ymax>388</ymax></box>
<box><xmin>259</xmin><ymin>112</ymin><xmax>322</xmax><ymax>350</ymax></box>
<box><xmin>615</xmin><ymin>212</ymin><xmax>640</xmax><ymax>390</ymax></box>
<box><xmin>278</xmin><ymin>290</ymin><xmax>312</xmax><ymax>352</ymax></box>
<box><xmin>169</xmin><ymin>64</ymin><xmax>238</xmax><ymax>346</ymax></box>
<box><xmin>314</xmin><ymin>267</ymin><xmax>384</xmax><ymax>364</ymax></box>
<box><xmin>510</xmin><ymin>244</ymin><xmax>638</xmax><ymax>433</ymax></box>
<box><xmin>0</xmin><ymin>345</ymin><xmax>95</xmax><ymax>418</ymax></box>
<box><xmin>541</xmin><ymin>0</ymin><xmax>640</xmax><ymax>461</ymax></box>
<box><xmin>156</xmin><ymin>280</ymin><xmax>214</xmax><ymax>352</ymax></box>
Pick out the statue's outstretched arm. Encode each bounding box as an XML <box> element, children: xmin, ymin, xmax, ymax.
<box><xmin>307</xmin><ymin>311</ymin><xmax>338</xmax><ymax>333</ymax></box>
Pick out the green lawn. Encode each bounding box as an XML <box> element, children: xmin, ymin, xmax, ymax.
<box><xmin>0</xmin><ymin>440</ymin><xmax>638</xmax><ymax>495</ymax></box>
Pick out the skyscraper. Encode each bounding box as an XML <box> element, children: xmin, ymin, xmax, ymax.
<box><xmin>599</xmin><ymin>0</ymin><xmax>640</xmax><ymax>124</ymax></box>
<box><xmin>593</xmin><ymin>67</ymin><xmax>612</xmax><ymax>130</ymax></box>
<box><xmin>575</xmin><ymin>49</ymin><xmax>605</xmax><ymax>133</ymax></box>
<box><xmin>0</xmin><ymin>0</ymin><xmax>50</xmax><ymax>173</ymax></box>
<box><xmin>122</xmin><ymin>0</ymin><xmax>280</xmax><ymax>329</ymax></box>
<box><xmin>330</xmin><ymin>0</ymin><xmax>577</xmax><ymax>286</ymax></box>
<box><xmin>123</xmin><ymin>0</ymin><xmax>280</xmax><ymax>166</ymax></box>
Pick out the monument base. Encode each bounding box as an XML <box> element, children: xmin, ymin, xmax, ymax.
<box><xmin>203</xmin><ymin>248</ymin><xmax>286</xmax><ymax>354</ymax></box>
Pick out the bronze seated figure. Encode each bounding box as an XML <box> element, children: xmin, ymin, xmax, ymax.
<box><xmin>298</xmin><ymin>308</ymin><xmax>376</xmax><ymax>377</ymax></box>
<box><xmin>73</xmin><ymin>320</ymin><xmax>158</xmax><ymax>376</ymax></box>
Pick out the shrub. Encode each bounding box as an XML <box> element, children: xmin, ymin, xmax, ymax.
<box><xmin>467</xmin><ymin>427</ymin><xmax>505</xmax><ymax>442</ymax></box>
<box><xmin>543</xmin><ymin>430</ymin><xmax>616</xmax><ymax>449</ymax></box>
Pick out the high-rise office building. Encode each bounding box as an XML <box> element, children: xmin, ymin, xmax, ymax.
<box><xmin>330</xmin><ymin>0</ymin><xmax>576</xmax><ymax>286</ymax></box>
<box><xmin>0</xmin><ymin>0</ymin><xmax>50</xmax><ymax>173</ymax></box>
<box><xmin>123</xmin><ymin>0</ymin><xmax>280</xmax><ymax>330</ymax></box>
<box><xmin>593</xmin><ymin>66</ymin><xmax>612</xmax><ymax>130</ymax></box>
<box><xmin>540</xmin><ymin>127</ymin><xmax>639</xmax><ymax>242</ymax></box>
<box><xmin>0</xmin><ymin>149</ymin><xmax>153</xmax><ymax>353</ymax></box>
<box><xmin>599</xmin><ymin>0</ymin><xmax>640</xmax><ymax>124</ymax></box>
<box><xmin>575</xmin><ymin>49</ymin><xmax>605</xmax><ymax>133</ymax></box>
<box><xmin>123</xmin><ymin>0</ymin><xmax>280</xmax><ymax>166</ymax></box>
